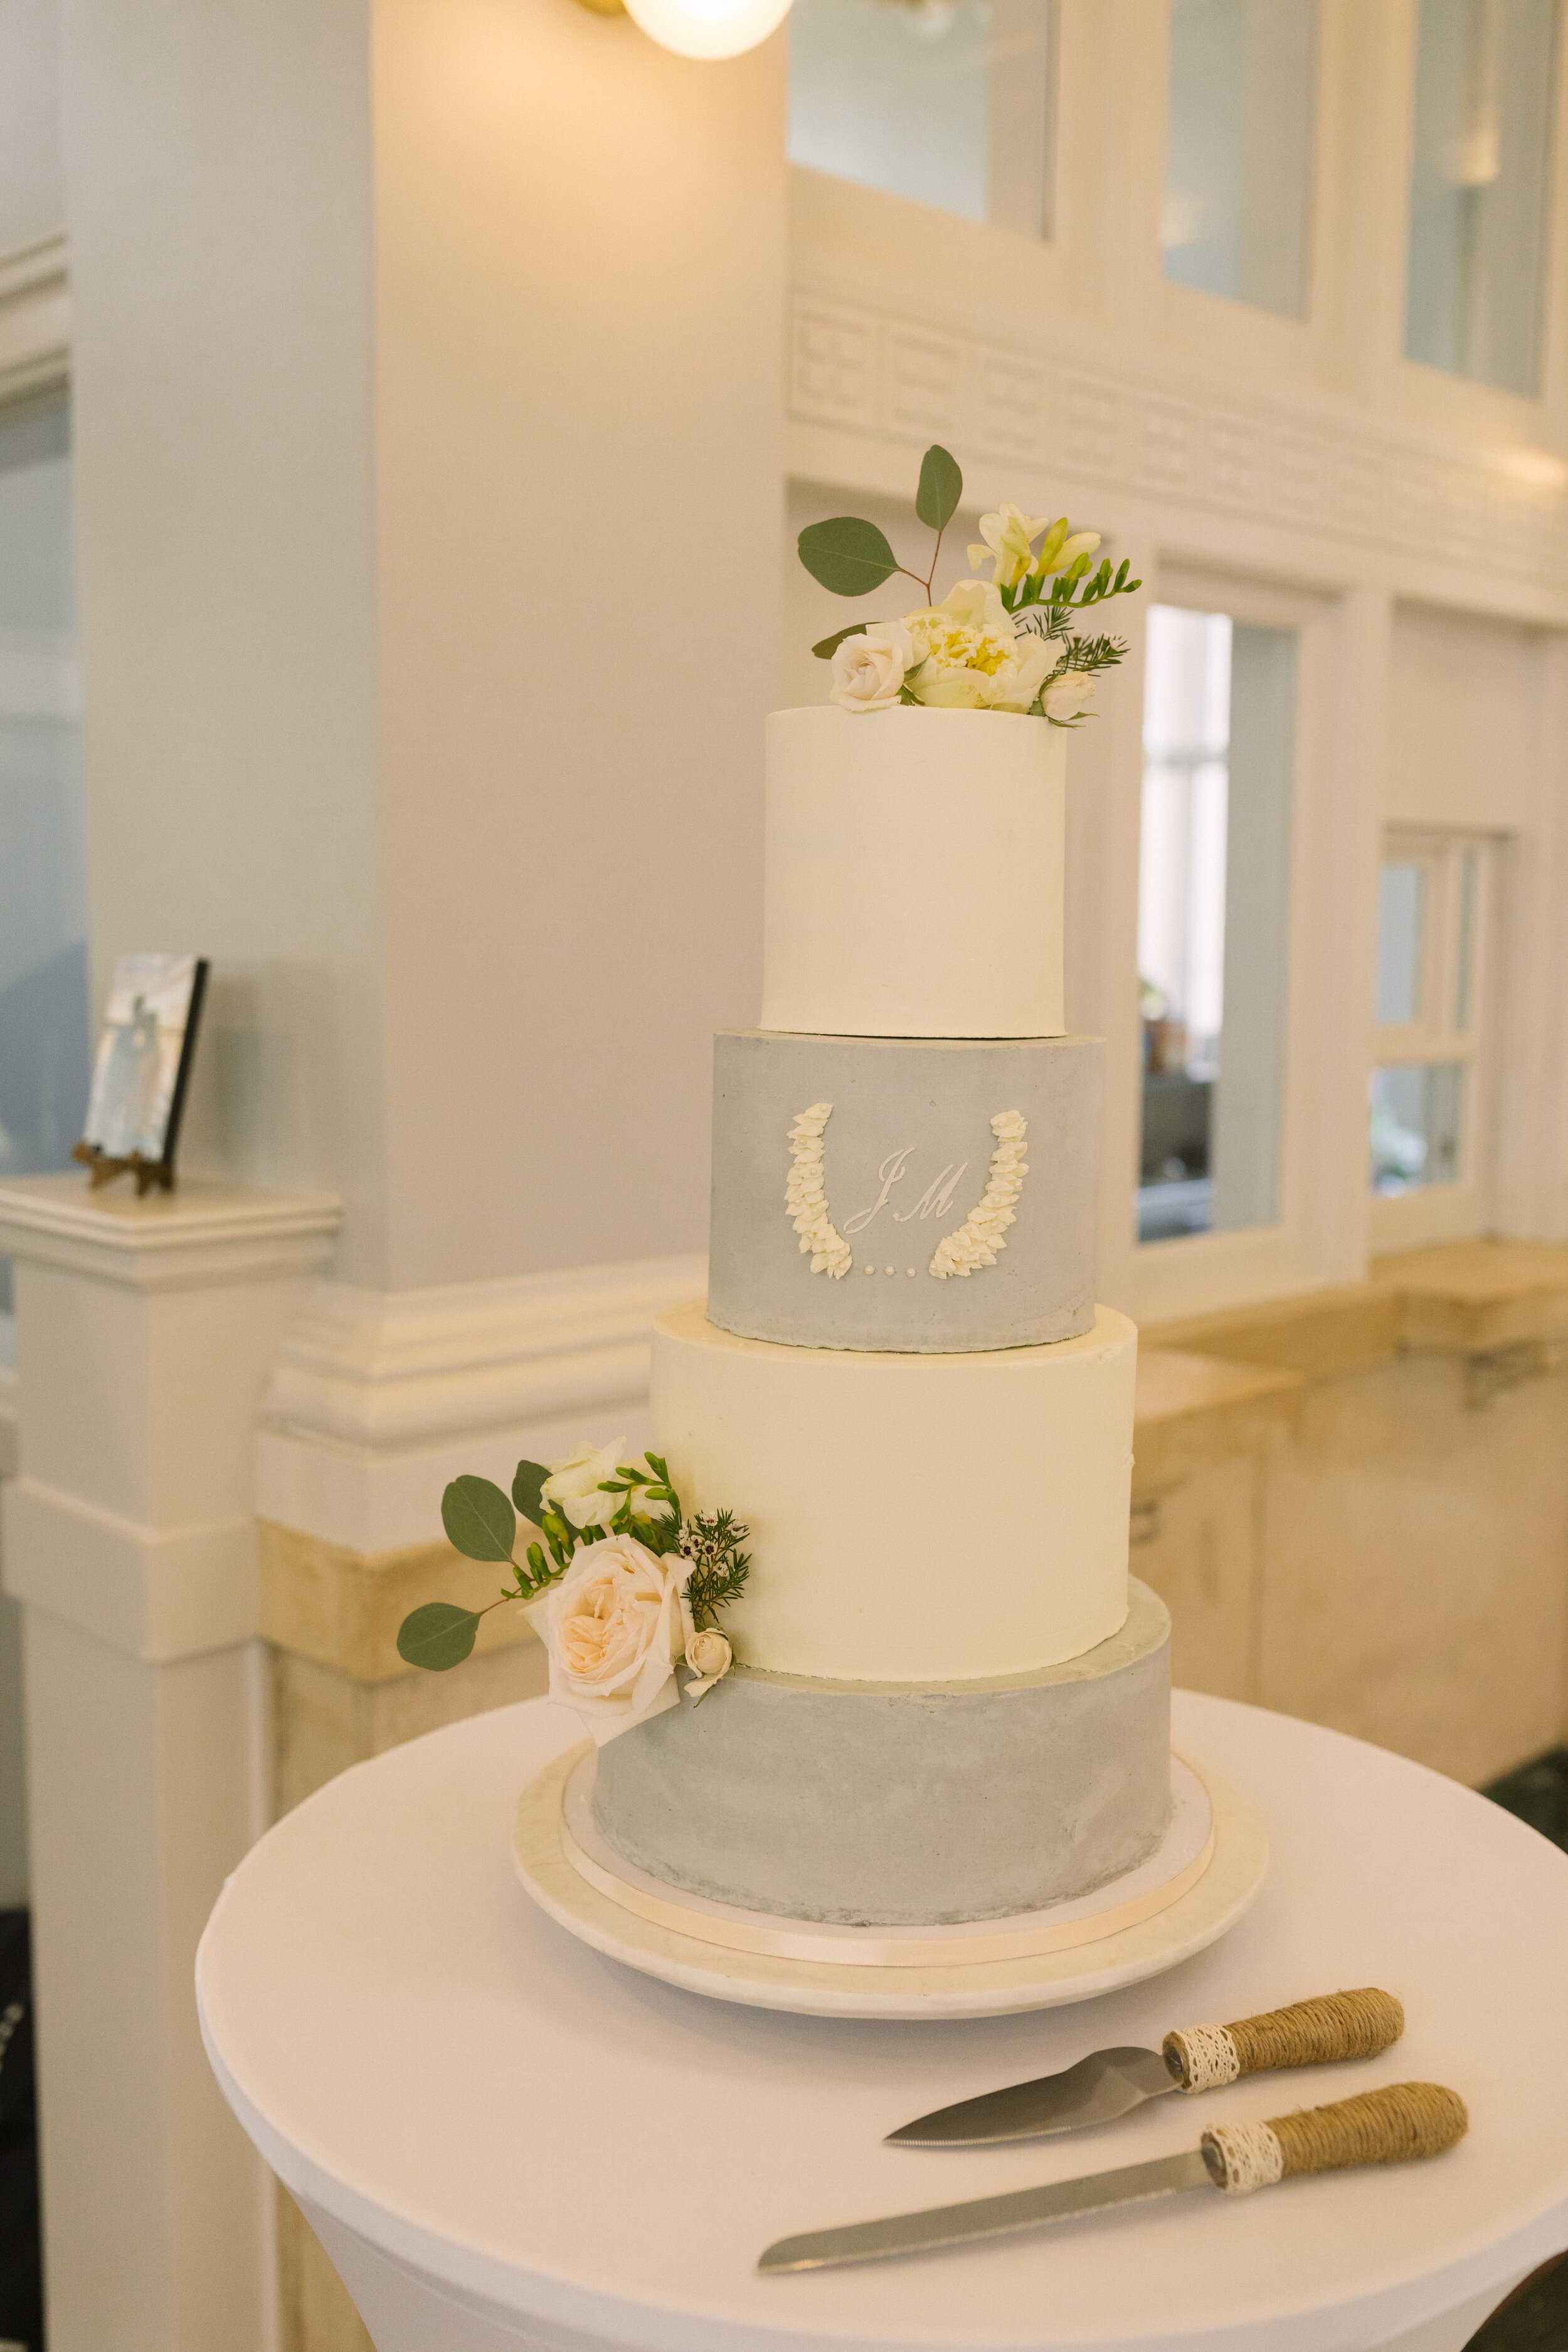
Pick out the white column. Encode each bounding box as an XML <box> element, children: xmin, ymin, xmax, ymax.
<box><xmin>0</xmin><ymin>1175</ymin><xmax>339</xmax><ymax>2352</ymax></box>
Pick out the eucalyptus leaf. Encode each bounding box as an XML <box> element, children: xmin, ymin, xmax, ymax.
<box><xmin>397</xmin><ymin>1602</ymin><xmax>480</xmax><ymax>1671</ymax></box>
<box><xmin>441</xmin><ymin>1474</ymin><xmax>516</xmax><ymax>1563</ymax></box>
<box><xmin>512</xmin><ymin>1459</ymin><xmax>549</xmax><ymax>1525</ymax></box>
<box><xmin>797</xmin><ymin>517</ymin><xmax>899</xmax><ymax>598</ymax></box>
<box><xmin>914</xmin><ymin>443</ymin><xmax>963</xmax><ymax>533</ymax></box>
<box><xmin>811</xmin><ymin>623</ymin><xmax>868</xmax><ymax>660</ymax></box>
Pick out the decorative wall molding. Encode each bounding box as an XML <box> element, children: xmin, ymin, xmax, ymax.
<box><xmin>0</xmin><ymin>233</ymin><xmax>68</xmax><ymax>405</ymax></box>
<box><xmin>257</xmin><ymin>1253</ymin><xmax>706</xmax><ymax>1557</ymax></box>
<box><xmin>787</xmin><ymin>273</ymin><xmax>1568</xmax><ymax>607</ymax></box>
<box><xmin>3</xmin><ymin>1479</ymin><xmax>258</xmax><ymax>1663</ymax></box>
<box><xmin>0</xmin><ymin>1175</ymin><xmax>342</xmax><ymax>1292</ymax></box>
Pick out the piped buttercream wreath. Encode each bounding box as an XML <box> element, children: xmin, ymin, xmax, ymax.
<box><xmin>786</xmin><ymin>1104</ymin><xmax>1029</xmax><ymax>1280</ymax></box>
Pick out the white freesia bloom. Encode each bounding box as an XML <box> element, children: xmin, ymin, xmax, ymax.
<box><xmin>684</xmin><ymin>1627</ymin><xmax>733</xmax><ymax>1703</ymax></box>
<box><xmin>541</xmin><ymin>1437</ymin><xmax>625</xmax><ymax>1530</ymax></box>
<box><xmin>525</xmin><ymin>1534</ymin><xmax>687</xmax><ymax>1745</ymax></box>
<box><xmin>1052</xmin><ymin>530</ymin><xmax>1101</xmax><ymax>573</ymax></box>
<box><xmin>541</xmin><ymin>1438</ymin><xmax>671</xmax><ymax>1529</ymax></box>
<box><xmin>1043</xmin><ymin>669</ymin><xmax>1097</xmax><ymax>722</ymax></box>
<box><xmin>968</xmin><ymin>503</ymin><xmax>1051</xmax><ymax>590</ymax></box>
<box><xmin>829</xmin><ymin>620</ymin><xmax>914</xmax><ymax>712</ymax></box>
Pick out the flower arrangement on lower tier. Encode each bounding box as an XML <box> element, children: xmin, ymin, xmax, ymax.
<box><xmin>798</xmin><ymin>442</ymin><xmax>1141</xmax><ymax>720</ymax></box>
<box><xmin>396</xmin><ymin>1438</ymin><xmax>751</xmax><ymax>1747</ymax></box>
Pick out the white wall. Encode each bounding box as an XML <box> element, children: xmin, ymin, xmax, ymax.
<box><xmin>0</xmin><ymin>0</ymin><xmax>64</xmax><ymax>253</ymax></box>
<box><xmin>371</xmin><ymin>0</ymin><xmax>785</xmax><ymax>1289</ymax></box>
<box><xmin>61</xmin><ymin>0</ymin><xmax>786</xmax><ymax>1296</ymax></box>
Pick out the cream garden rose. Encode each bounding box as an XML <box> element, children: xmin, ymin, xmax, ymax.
<box><xmin>829</xmin><ymin>619</ymin><xmax>914</xmax><ymax>712</ymax></box>
<box><xmin>525</xmin><ymin>1533</ymin><xmax>687</xmax><ymax>1745</ymax></box>
<box><xmin>901</xmin><ymin>580</ymin><xmax>1055</xmax><ymax>713</ymax></box>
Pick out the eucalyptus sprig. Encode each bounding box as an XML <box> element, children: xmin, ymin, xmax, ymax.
<box><xmin>395</xmin><ymin>1449</ymin><xmax>753</xmax><ymax>1674</ymax></box>
<box><xmin>800</xmin><ymin>444</ymin><xmax>964</xmax><ymax>661</ymax></box>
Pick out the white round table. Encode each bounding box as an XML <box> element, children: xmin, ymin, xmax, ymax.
<box><xmin>198</xmin><ymin>1693</ymin><xmax>1568</xmax><ymax>2352</ymax></box>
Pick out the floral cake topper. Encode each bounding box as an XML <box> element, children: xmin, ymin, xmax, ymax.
<box><xmin>396</xmin><ymin>1441</ymin><xmax>751</xmax><ymax>1745</ymax></box>
<box><xmin>798</xmin><ymin>443</ymin><xmax>1140</xmax><ymax>721</ymax></box>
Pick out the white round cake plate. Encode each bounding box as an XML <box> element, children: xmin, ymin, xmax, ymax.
<box><xmin>511</xmin><ymin>1744</ymin><xmax>1269</xmax><ymax>2021</ymax></box>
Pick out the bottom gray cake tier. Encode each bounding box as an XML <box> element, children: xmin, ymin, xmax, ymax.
<box><xmin>591</xmin><ymin>1579</ymin><xmax>1172</xmax><ymax>1927</ymax></box>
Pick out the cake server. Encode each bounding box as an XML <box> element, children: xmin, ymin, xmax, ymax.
<box><xmin>886</xmin><ymin>1988</ymin><xmax>1404</xmax><ymax>2148</ymax></box>
<box><xmin>762</xmin><ymin>2080</ymin><xmax>1463</xmax><ymax>2273</ymax></box>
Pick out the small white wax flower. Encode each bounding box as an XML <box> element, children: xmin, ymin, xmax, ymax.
<box><xmin>684</xmin><ymin>1628</ymin><xmax>734</xmax><ymax>1703</ymax></box>
<box><xmin>829</xmin><ymin>620</ymin><xmax>914</xmax><ymax>712</ymax></box>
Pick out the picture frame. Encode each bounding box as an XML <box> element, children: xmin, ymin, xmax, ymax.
<box><xmin>73</xmin><ymin>953</ymin><xmax>209</xmax><ymax>1195</ymax></box>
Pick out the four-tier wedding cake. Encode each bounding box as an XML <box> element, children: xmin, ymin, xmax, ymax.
<box><xmin>591</xmin><ymin>703</ymin><xmax>1170</xmax><ymax>1927</ymax></box>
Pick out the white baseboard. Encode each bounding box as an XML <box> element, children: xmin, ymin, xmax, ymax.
<box><xmin>257</xmin><ymin>1254</ymin><xmax>706</xmax><ymax>1555</ymax></box>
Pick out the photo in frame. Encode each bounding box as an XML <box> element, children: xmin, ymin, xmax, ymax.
<box><xmin>75</xmin><ymin>953</ymin><xmax>209</xmax><ymax>1193</ymax></box>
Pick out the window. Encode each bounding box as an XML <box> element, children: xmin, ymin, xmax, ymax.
<box><xmin>1138</xmin><ymin>604</ymin><xmax>1296</xmax><ymax>1247</ymax></box>
<box><xmin>0</xmin><ymin>393</ymin><xmax>88</xmax><ymax>1330</ymax></box>
<box><xmin>1369</xmin><ymin>830</ymin><xmax>1494</xmax><ymax>1232</ymax></box>
<box><xmin>1162</xmin><ymin>0</ymin><xmax>1318</xmax><ymax>317</ymax></box>
<box><xmin>787</xmin><ymin>0</ymin><xmax>1059</xmax><ymax>239</ymax></box>
<box><xmin>1404</xmin><ymin>0</ymin><xmax>1560</xmax><ymax>396</ymax></box>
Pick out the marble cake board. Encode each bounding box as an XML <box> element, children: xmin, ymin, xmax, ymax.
<box><xmin>511</xmin><ymin>1744</ymin><xmax>1268</xmax><ymax>2021</ymax></box>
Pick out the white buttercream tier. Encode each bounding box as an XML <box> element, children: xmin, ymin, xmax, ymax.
<box><xmin>760</xmin><ymin>706</ymin><xmax>1066</xmax><ymax>1041</ymax></box>
<box><xmin>650</xmin><ymin>1298</ymin><xmax>1136</xmax><ymax>1683</ymax></box>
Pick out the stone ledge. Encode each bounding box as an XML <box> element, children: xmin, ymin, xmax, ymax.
<box><xmin>1145</xmin><ymin>1239</ymin><xmax>1568</xmax><ymax>1384</ymax></box>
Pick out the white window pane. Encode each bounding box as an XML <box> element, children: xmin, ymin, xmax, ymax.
<box><xmin>1370</xmin><ymin>1062</ymin><xmax>1465</xmax><ymax>1192</ymax></box>
<box><xmin>787</xmin><ymin>0</ymin><xmax>1059</xmax><ymax>239</ymax></box>
<box><xmin>0</xmin><ymin>394</ymin><xmax>90</xmax><ymax>1318</ymax></box>
<box><xmin>1138</xmin><ymin>606</ymin><xmax>1295</xmax><ymax>1245</ymax></box>
<box><xmin>1405</xmin><ymin>0</ymin><xmax>1559</xmax><ymax>396</ymax></box>
<box><xmin>1375</xmin><ymin>861</ymin><xmax>1426</xmax><ymax>1025</ymax></box>
<box><xmin>1162</xmin><ymin>0</ymin><xmax>1318</xmax><ymax>317</ymax></box>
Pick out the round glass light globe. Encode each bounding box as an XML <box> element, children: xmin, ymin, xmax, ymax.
<box><xmin>623</xmin><ymin>0</ymin><xmax>791</xmax><ymax>60</ymax></box>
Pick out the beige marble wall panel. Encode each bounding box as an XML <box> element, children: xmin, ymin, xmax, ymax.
<box><xmin>1129</xmin><ymin>1449</ymin><xmax>1266</xmax><ymax>1703</ymax></box>
<box><xmin>258</xmin><ymin>1519</ymin><xmax>537</xmax><ymax>1682</ymax></box>
<box><xmin>271</xmin><ymin>1639</ymin><xmax>549</xmax><ymax>1818</ymax></box>
<box><xmin>1370</xmin><ymin>1241</ymin><xmax>1568</xmax><ymax>1355</ymax></box>
<box><xmin>278</xmin><ymin>2190</ymin><xmax>373</xmax><ymax>2352</ymax></box>
<box><xmin>1258</xmin><ymin>1353</ymin><xmax>1568</xmax><ymax>1786</ymax></box>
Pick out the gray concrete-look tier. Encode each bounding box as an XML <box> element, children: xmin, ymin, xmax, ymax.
<box><xmin>707</xmin><ymin>1029</ymin><xmax>1103</xmax><ymax>1353</ymax></box>
<box><xmin>592</xmin><ymin>1581</ymin><xmax>1171</xmax><ymax>1926</ymax></box>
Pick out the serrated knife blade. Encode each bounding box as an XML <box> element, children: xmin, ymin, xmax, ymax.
<box><xmin>887</xmin><ymin>2043</ymin><xmax>1177</xmax><ymax>2146</ymax></box>
<box><xmin>759</xmin><ymin>2146</ymin><xmax>1214</xmax><ymax>2274</ymax></box>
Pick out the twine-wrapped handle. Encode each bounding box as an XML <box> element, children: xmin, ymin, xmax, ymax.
<box><xmin>1163</xmin><ymin>1988</ymin><xmax>1404</xmax><ymax>2094</ymax></box>
<box><xmin>1200</xmin><ymin>2081</ymin><xmax>1468</xmax><ymax>2195</ymax></box>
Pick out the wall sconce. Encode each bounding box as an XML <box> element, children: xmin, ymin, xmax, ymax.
<box><xmin>576</xmin><ymin>0</ymin><xmax>792</xmax><ymax>60</ymax></box>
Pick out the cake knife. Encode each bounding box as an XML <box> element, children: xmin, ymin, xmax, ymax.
<box><xmin>886</xmin><ymin>1988</ymin><xmax>1404</xmax><ymax>2148</ymax></box>
<box><xmin>763</xmin><ymin>2080</ymin><xmax>1464</xmax><ymax>2273</ymax></box>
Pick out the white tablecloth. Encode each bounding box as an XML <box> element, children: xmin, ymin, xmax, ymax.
<box><xmin>198</xmin><ymin>1692</ymin><xmax>1568</xmax><ymax>2352</ymax></box>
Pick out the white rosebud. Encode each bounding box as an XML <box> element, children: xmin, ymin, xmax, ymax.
<box><xmin>1043</xmin><ymin>670</ymin><xmax>1097</xmax><ymax>722</ymax></box>
<box><xmin>683</xmin><ymin>1627</ymin><xmax>734</xmax><ymax>1703</ymax></box>
<box><xmin>829</xmin><ymin>621</ymin><xmax>914</xmax><ymax>712</ymax></box>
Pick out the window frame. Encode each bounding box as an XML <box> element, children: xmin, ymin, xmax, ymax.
<box><xmin>1368</xmin><ymin>824</ymin><xmax>1501</xmax><ymax>1249</ymax></box>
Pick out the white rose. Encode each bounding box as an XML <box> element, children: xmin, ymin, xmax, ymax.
<box><xmin>1043</xmin><ymin>670</ymin><xmax>1097</xmax><ymax>722</ymax></box>
<box><xmin>541</xmin><ymin>1436</ymin><xmax>626</xmax><ymax>1531</ymax></box>
<box><xmin>525</xmin><ymin>1534</ymin><xmax>685</xmax><ymax>1745</ymax></box>
<box><xmin>684</xmin><ymin>1626</ymin><xmax>733</xmax><ymax>1703</ymax></box>
<box><xmin>829</xmin><ymin>621</ymin><xmax>913</xmax><ymax>712</ymax></box>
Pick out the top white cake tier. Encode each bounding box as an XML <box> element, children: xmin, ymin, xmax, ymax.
<box><xmin>760</xmin><ymin>706</ymin><xmax>1066</xmax><ymax>1041</ymax></box>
